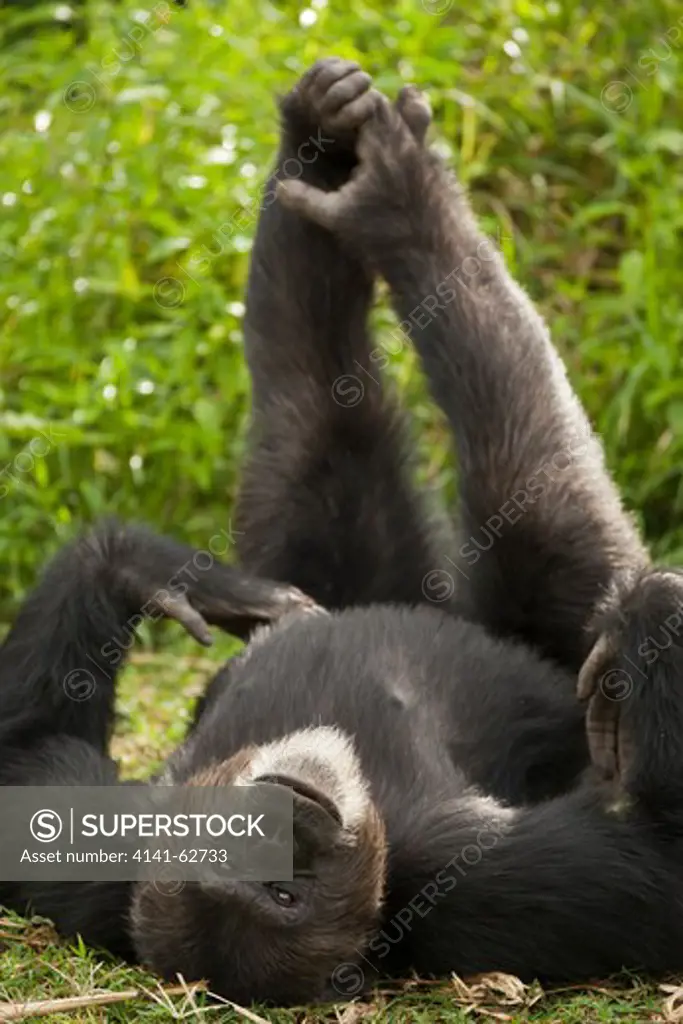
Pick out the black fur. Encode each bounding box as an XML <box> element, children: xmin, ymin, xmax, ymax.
<box><xmin>0</xmin><ymin>520</ymin><xmax>314</xmax><ymax>961</ymax></box>
<box><xmin>2</xmin><ymin>61</ymin><xmax>682</xmax><ymax>1004</ymax></box>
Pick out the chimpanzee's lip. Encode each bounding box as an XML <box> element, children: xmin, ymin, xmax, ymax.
<box><xmin>254</xmin><ymin>773</ymin><xmax>343</xmax><ymax>825</ymax></box>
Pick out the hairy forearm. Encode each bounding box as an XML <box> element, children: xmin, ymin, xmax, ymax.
<box><xmin>0</xmin><ymin>521</ymin><xmax>304</xmax><ymax>751</ymax></box>
<box><xmin>383</xmin><ymin>788</ymin><xmax>680</xmax><ymax>981</ymax></box>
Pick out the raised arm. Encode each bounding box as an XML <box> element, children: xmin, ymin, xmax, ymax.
<box><xmin>0</xmin><ymin>519</ymin><xmax>313</xmax><ymax>756</ymax></box>
<box><xmin>279</xmin><ymin>92</ymin><xmax>648</xmax><ymax>670</ymax></box>
<box><xmin>0</xmin><ymin>519</ymin><xmax>310</xmax><ymax>954</ymax></box>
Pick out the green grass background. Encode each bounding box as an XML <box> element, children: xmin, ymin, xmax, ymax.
<box><xmin>2</xmin><ymin>0</ymin><xmax>683</xmax><ymax>618</ymax></box>
<box><xmin>1</xmin><ymin>0</ymin><xmax>683</xmax><ymax>1019</ymax></box>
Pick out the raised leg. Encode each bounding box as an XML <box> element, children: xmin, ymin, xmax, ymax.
<box><xmin>279</xmin><ymin>92</ymin><xmax>649</xmax><ymax>670</ymax></box>
<box><xmin>236</xmin><ymin>60</ymin><xmax>439</xmax><ymax>609</ymax></box>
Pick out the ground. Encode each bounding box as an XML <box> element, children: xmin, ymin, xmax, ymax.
<box><xmin>2</xmin><ymin>644</ymin><xmax>683</xmax><ymax>1023</ymax></box>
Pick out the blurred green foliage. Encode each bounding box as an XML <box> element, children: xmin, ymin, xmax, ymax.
<box><xmin>1</xmin><ymin>0</ymin><xmax>682</xmax><ymax>620</ymax></box>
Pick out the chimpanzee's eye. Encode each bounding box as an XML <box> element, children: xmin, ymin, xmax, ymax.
<box><xmin>266</xmin><ymin>883</ymin><xmax>296</xmax><ymax>907</ymax></box>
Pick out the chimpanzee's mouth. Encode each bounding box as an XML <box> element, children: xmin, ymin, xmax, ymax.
<box><xmin>254</xmin><ymin>773</ymin><xmax>343</xmax><ymax>825</ymax></box>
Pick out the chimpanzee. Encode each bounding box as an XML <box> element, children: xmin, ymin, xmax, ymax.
<box><xmin>3</xmin><ymin>59</ymin><xmax>683</xmax><ymax>1007</ymax></box>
